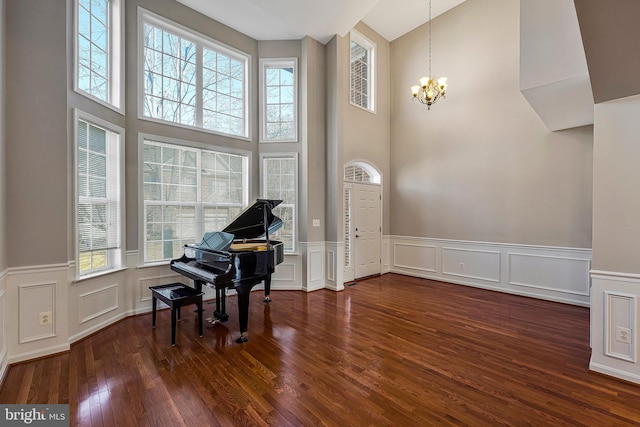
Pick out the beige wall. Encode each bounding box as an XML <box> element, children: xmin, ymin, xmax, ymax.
<box><xmin>325</xmin><ymin>23</ymin><xmax>391</xmax><ymax>241</ymax></box>
<box><xmin>592</xmin><ymin>94</ymin><xmax>640</xmax><ymax>273</ymax></box>
<box><xmin>6</xmin><ymin>0</ymin><xmax>69</xmax><ymax>267</ymax></box>
<box><xmin>390</xmin><ymin>0</ymin><xmax>593</xmax><ymax>248</ymax></box>
<box><xmin>0</xmin><ymin>0</ymin><xmax>6</xmax><ymax>272</ymax></box>
<box><xmin>342</xmin><ymin>22</ymin><xmax>391</xmax><ymax>235</ymax></box>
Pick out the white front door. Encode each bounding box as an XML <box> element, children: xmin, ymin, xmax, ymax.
<box><xmin>353</xmin><ymin>183</ymin><xmax>381</xmax><ymax>279</ymax></box>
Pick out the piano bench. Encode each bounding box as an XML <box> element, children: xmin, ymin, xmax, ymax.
<box><xmin>150</xmin><ymin>283</ymin><xmax>204</xmax><ymax>346</ymax></box>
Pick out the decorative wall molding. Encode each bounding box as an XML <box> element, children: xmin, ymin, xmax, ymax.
<box><xmin>18</xmin><ymin>281</ymin><xmax>56</xmax><ymax>343</ymax></box>
<box><xmin>590</xmin><ymin>272</ymin><xmax>640</xmax><ymax>385</ymax></box>
<box><xmin>326</xmin><ymin>242</ymin><xmax>345</xmax><ymax>291</ymax></box>
<box><xmin>0</xmin><ymin>277</ymin><xmax>7</xmax><ymax>386</ymax></box>
<box><xmin>388</xmin><ymin>235</ymin><xmax>592</xmax><ymax>306</ymax></box>
<box><xmin>79</xmin><ymin>284</ymin><xmax>119</xmax><ymax>324</ymax></box>
<box><xmin>603</xmin><ymin>291</ymin><xmax>636</xmax><ymax>362</ymax></box>
<box><xmin>299</xmin><ymin>241</ymin><xmax>326</xmax><ymax>292</ymax></box>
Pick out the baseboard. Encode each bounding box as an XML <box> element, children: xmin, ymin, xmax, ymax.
<box><xmin>589</xmin><ymin>360</ymin><xmax>640</xmax><ymax>384</ymax></box>
<box><xmin>7</xmin><ymin>343</ymin><xmax>70</xmax><ymax>365</ymax></box>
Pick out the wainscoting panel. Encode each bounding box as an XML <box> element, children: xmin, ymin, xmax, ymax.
<box><xmin>0</xmin><ymin>271</ymin><xmax>7</xmax><ymax>383</ymax></box>
<box><xmin>443</xmin><ymin>247</ymin><xmax>500</xmax><ymax>283</ymax></box>
<box><xmin>389</xmin><ymin>236</ymin><xmax>591</xmax><ymax>306</ymax></box>
<box><xmin>138</xmin><ymin>272</ymin><xmax>191</xmax><ymax>304</ymax></box>
<box><xmin>300</xmin><ymin>242</ymin><xmax>326</xmax><ymax>292</ymax></box>
<box><xmin>509</xmin><ymin>253</ymin><xmax>590</xmax><ymax>296</ymax></box>
<box><xmin>382</xmin><ymin>237</ymin><xmax>391</xmax><ymax>274</ymax></box>
<box><xmin>393</xmin><ymin>243</ymin><xmax>437</xmax><ymax>273</ymax></box>
<box><xmin>19</xmin><ymin>282</ymin><xmax>56</xmax><ymax>343</ymax></box>
<box><xmin>590</xmin><ymin>272</ymin><xmax>640</xmax><ymax>385</ymax></box>
<box><xmin>326</xmin><ymin>242</ymin><xmax>345</xmax><ymax>291</ymax></box>
<box><xmin>604</xmin><ymin>292</ymin><xmax>636</xmax><ymax>362</ymax></box>
<box><xmin>79</xmin><ymin>285</ymin><xmax>119</xmax><ymax>324</ymax></box>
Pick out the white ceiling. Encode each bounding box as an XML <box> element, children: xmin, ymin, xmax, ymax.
<box><xmin>175</xmin><ymin>0</ymin><xmax>466</xmax><ymax>44</ymax></box>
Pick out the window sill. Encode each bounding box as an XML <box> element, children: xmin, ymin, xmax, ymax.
<box><xmin>73</xmin><ymin>266</ymin><xmax>128</xmax><ymax>285</ymax></box>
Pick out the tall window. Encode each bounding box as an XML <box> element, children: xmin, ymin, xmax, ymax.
<box><xmin>262</xmin><ymin>154</ymin><xmax>297</xmax><ymax>253</ymax></box>
<box><xmin>142</xmin><ymin>138</ymin><xmax>248</xmax><ymax>263</ymax></box>
<box><xmin>260</xmin><ymin>58</ymin><xmax>297</xmax><ymax>142</ymax></box>
<box><xmin>76</xmin><ymin>112</ymin><xmax>124</xmax><ymax>277</ymax></box>
<box><xmin>350</xmin><ymin>31</ymin><xmax>376</xmax><ymax>112</ymax></box>
<box><xmin>140</xmin><ymin>10</ymin><xmax>249</xmax><ymax>139</ymax></box>
<box><xmin>75</xmin><ymin>0</ymin><xmax>123</xmax><ymax>109</ymax></box>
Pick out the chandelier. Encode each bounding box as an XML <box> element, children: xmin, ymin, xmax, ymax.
<box><xmin>411</xmin><ymin>0</ymin><xmax>448</xmax><ymax>109</ymax></box>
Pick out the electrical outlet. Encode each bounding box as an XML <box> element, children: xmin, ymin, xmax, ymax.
<box><xmin>39</xmin><ymin>311</ymin><xmax>52</xmax><ymax>326</ymax></box>
<box><xmin>459</xmin><ymin>262</ymin><xmax>464</xmax><ymax>270</ymax></box>
<box><xmin>616</xmin><ymin>326</ymin><xmax>632</xmax><ymax>344</ymax></box>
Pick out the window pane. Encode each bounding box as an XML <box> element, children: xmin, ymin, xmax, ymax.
<box><xmin>350</xmin><ymin>36</ymin><xmax>374</xmax><ymax>111</ymax></box>
<box><xmin>262</xmin><ymin>60</ymin><xmax>296</xmax><ymax>141</ymax></box>
<box><xmin>143</xmin><ymin>140</ymin><xmax>248</xmax><ymax>262</ymax></box>
<box><xmin>76</xmin><ymin>0</ymin><xmax>112</xmax><ymax>104</ymax></box>
<box><xmin>262</xmin><ymin>157</ymin><xmax>296</xmax><ymax>252</ymax></box>
<box><xmin>141</xmin><ymin>17</ymin><xmax>248</xmax><ymax>137</ymax></box>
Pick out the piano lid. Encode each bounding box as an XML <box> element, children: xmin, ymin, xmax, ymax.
<box><xmin>222</xmin><ymin>199</ymin><xmax>283</xmax><ymax>240</ymax></box>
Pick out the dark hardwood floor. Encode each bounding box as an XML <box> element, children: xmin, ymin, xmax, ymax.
<box><xmin>2</xmin><ymin>273</ymin><xmax>640</xmax><ymax>426</ymax></box>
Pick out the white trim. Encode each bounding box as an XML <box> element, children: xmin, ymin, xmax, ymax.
<box><xmin>603</xmin><ymin>291</ymin><xmax>636</xmax><ymax>362</ymax></box>
<box><xmin>259</xmin><ymin>57</ymin><xmax>298</xmax><ymax>143</ymax></box>
<box><xmin>18</xmin><ymin>282</ymin><xmax>57</xmax><ymax>343</ymax></box>
<box><xmin>78</xmin><ymin>284</ymin><xmax>119</xmax><ymax>324</ymax></box>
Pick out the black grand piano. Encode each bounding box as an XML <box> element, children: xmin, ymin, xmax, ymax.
<box><xmin>170</xmin><ymin>199</ymin><xmax>284</xmax><ymax>343</ymax></box>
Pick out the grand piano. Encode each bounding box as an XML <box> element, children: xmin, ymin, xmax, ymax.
<box><xmin>170</xmin><ymin>199</ymin><xmax>284</xmax><ymax>343</ymax></box>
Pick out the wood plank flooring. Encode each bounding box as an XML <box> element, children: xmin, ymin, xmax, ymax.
<box><xmin>2</xmin><ymin>273</ymin><xmax>640</xmax><ymax>426</ymax></box>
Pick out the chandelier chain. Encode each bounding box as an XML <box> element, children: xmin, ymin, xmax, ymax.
<box><xmin>428</xmin><ymin>0</ymin><xmax>432</xmax><ymax>78</ymax></box>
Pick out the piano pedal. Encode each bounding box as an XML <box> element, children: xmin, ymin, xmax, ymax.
<box><xmin>206</xmin><ymin>316</ymin><xmax>221</xmax><ymax>325</ymax></box>
<box><xmin>263</xmin><ymin>296</ymin><xmax>272</xmax><ymax>303</ymax></box>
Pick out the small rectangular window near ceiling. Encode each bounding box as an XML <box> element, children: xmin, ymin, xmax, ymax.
<box><xmin>75</xmin><ymin>0</ymin><xmax>123</xmax><ymax>109</ymax></box>
<box><xmin>260</xmin><ymin>58</ymin><xmax>298</xmax><ymax>142</ymax></box>
<box><xmin>350</xmin><ymin>31</ymin><xmax>376</xmax><ymax>112</ymax></box>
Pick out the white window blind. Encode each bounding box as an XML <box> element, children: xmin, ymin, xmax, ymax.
<box><xmin>77</xmin><ymin>117</ymin><xmax>122</xmax><ymax>275</ymax></box>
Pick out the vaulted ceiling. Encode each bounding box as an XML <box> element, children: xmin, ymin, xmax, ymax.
<box><xmin>175</xmin><ymin>0</ymin><xmax>466</xmax><ymax>43</ymax></box>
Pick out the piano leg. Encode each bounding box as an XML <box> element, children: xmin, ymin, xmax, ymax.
<box><xmin>212</xmin><ymin>286</ymin><xmax>229</xmax><ymax>322</ymax></box>
<box><xmin>263</xmin><ymin>274</ymin><xmax>272</xmax><ymax>303</ymax></box>
<box><xmin>236</xmin><ymin>290</ymin><xmax>250</xmax><ymax>343</ymax></box>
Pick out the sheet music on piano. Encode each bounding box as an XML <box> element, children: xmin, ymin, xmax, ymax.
<box><xmin>170</xmin><ymin>199</ymin><xmax>284</xmax><ymax>343</ymax></box>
